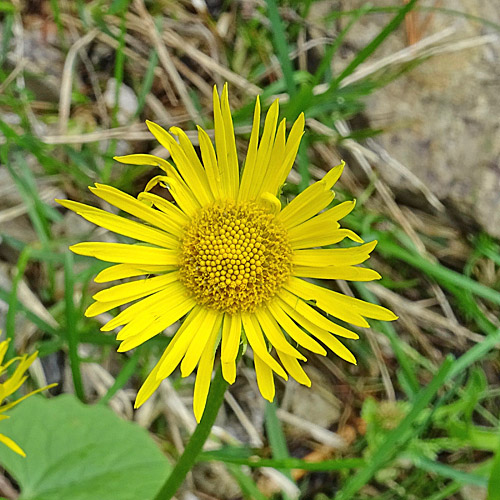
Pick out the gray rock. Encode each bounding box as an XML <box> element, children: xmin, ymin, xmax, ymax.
<box><xmin>335</xmin><ymin>0</ymin><xmax>500</xmax><ymax>236</ymax></box>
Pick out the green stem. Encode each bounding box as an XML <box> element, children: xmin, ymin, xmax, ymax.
<box><xmin>153</xmin><ymin>365</ymin><xmax>228</xmax><ymax>500</ymax></box>
<box><xmin>64</xmin><ymin>252</ymin><xmax>85</xmax><ymax>402</ymax></box>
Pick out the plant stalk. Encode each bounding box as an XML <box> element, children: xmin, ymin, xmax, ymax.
<box><xmin>153</xmin><ymin>364</ymin><xmax>228</xmax><ymax>500</ymax></box>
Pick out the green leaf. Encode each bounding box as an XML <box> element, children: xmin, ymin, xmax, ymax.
<box><xmin>411</xmin><ymin>455</ymin><xmax>489</xmax><ymax>487</ymax></box>
<box><xmin>0</xmin><ymin>395</ymin><xmax>171</xmax><ymax>500</ymax></box>
<box><xmin>335</xmin><ymin>356</ymin><xmax>454</xmax><ymax>500</ymax></box>
<box><xmin>265</xmin><ymin>0</ymin><xmax>296</xmax><ymax>97</ymax></box>
<box><xmin>488</xmin><ymin>433</ymin><xmax>500</xmax><ymax>500</ymax></box>
<box><xmin>108</xmin><ymin>0</ymin><xmax>131</xmax><ymax>14</ymax></box>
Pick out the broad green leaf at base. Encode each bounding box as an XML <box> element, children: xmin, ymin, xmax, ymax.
<box><xmin>0</xmin><ymin>395</ymin><xmax>171</xmax><ymax>500</ymax></box>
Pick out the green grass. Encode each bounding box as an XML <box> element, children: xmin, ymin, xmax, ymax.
<box><xmin>1</xmin><ymin>1</ymin><xmax>499</xmax><ymax>499</ymax></box>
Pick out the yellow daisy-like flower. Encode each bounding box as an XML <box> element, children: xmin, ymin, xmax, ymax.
<box><xmin>58</xmin><ymin>85</ymin><xmax>397</xmax><ymax>422</ymax></box>
<box><xmin>0</xmin><ymin>337</ymin><xmax>55</xmax><ymax>456</ymax></box>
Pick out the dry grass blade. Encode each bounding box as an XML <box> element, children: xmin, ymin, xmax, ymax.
<box><xmin>367</xmin><ymin>283</ymin><xmax>487</xmax><ymax>344</ymax></box>
<box><xmin>276</xmin><ymin>409</ymin><xmax>347</xmax><ymax>450</ymax></box>
<box><xmin>58</xmin><ymin>28</ymin><xmax>100</xmax><ymax>134</ymax></box>
<box><xmin>336</xmin><ymin>118</ymin><xmax>428</xmax><ymax>255</ymax></box>
<box><xmin>132</xmin><ymin>0</ymin><xmax>200</xmax><ymax>123</ymax></box>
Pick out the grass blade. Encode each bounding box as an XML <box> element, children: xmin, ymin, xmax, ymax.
<box><xmin>376</xmin><ymin>237</ymin><xmax>500</xmax><ymax>307</ymax></box>
<box><xmin>488</xmin><ymin>434</ymin><xmax>500</xmax><ymax>500</ymax></box>
<box><xmin>265</xmin><ymin>0</ymin><xmax>296</xmax><ymax>96</ymax></box>
<box><xmin>226</xmin><ymin>464</ymin><xmax>268</xmax><ymax>500</ymax></box>
<box><xmin>333</xmin><ymin>0</ymin><xmax>420</xmax><ymax>87</ymax></box>
<box><xmin>334</xmin><ymin>356</ymin><xmax>454</xmax><ymax>500</ymax></box>
<box><xmin>199</xmin><ymin>452</ymin><xmax>365</xmax><ymax>471</ymax></box>
<box><xmin>99</xmin><ymin>348</ymin><xmax>142</xmax><ymax>405</ymax></box>
<box><xmin>413</xmin><ymin>455</ymin><xmax>489</xmax><ymax>487</ymax></box>
<box><xmin>0</xmin><ymin>287</ymin><xmax>59</xmax><ymax>338</ymax></box>
<box><xmin>64</xmin><ymin>252</ymin><xmax>85</xmax><ymax>401</ymax></box>
<box><xmin>264</xmin><ymin>400</ymin><xmax>297</xmax><ymax>500</ymax></box>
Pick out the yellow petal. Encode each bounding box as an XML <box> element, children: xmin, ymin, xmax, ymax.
<box><xmin>117</xmin><ymin>296</ymin><xmax>195</xmax><ymax>351</ymax></box>
<box><xmin>276</xmin><ymin>351</ymin><xmax>311</xmax><ymax>387</ymax></box>
<box><xmin>257</xmin><ymin>118</ymin><xmax>286</xmax><ymax>196</ymax></box>
<box><xmin>193</xmin><ymin>324</ymin><xmax>220</xmax><ymax>422</ymax></box>
<box><xmin>283</xmin><ymin>278</ymin><xmax>370</xmax><ymax>328</ymax></box>
<box><xmin>284</xmin><ymin>113</ymin><xmax>305</xmax><ymax>158</ymax></box>
<box><xmin>285</xmin><ymin>277</ymin><xmax>397</xmax><ymax>324</ymax></box>
<box><xmin>238</xmin><ymin>96</ymin><xmax>261</xmax><ymax>201</ymax></box>
<box><xmin>180</xmin><ymin>310</ymin><xmax>222</xmax><ymax>377</ymax></box>
<box><xmin>300</xmin><ymin>282</ymin><xmax>398</xmax><ymax>322</ymax></box>
<box><xmin>293</xmin><ymin>265</ymin><xmax>381</xmax><ymax>281</ymax></box>
<box><xmin>57</xmin><ymin>199</ymin><xmax>178</xmax><ymax>249</ymax></box>
<box><xmin>94</xmin><ymin>264</ymin><xmax>175</xmax><ymax>283</ymax></box>
<box><xmin>220</xmin><ymin>83</ymin><xmax>239</xmax><ymax>197</ymax></box>
<box><xmin>288</xmin><ymin>200</ymin><xmax>356</xmax><ymax>240</ymax></box>
<box><xmin>304</xmin><ymin>322</ymin><xmax>356</xmax><ymax>365</ymax></box>
<box><xmin>259</xmin><ymin>192</ymin><xmax>282</xmax><ymax>215</ymax></box>
<box><xmin>101</xmin><ymin>280</ymin><xmax>185</xmax><ymax>331</ymax></box>
<box><xmin>0</xmin><ymin>340</ymin><xmax>9</xmax><ymax>366</ymax></box>
<box><xmin>1</xmin><ymin>353</ymin><xmax>36</xmax><ymax>397</ymax></box>
<box><xmin>254</xmin><ymin>308</ymin><xmax>306</xmax><ymax>360</ymax></box>
<box><xmin>262</xmin><ymin>112</ymin><xmax>305</xmax><ymax>197</ymax></box>
<box><xmin>170</xmin><ymin>126</ymin><xmax>215</xmax><ymax>205</ymax></box>
<box><xmin>155</xmin><ymin>307</ymin><xmax>208</xmax><ymax>380</ymax></box>
<box><xmin>70</xmin><ymin>242</ymin><xmax>179</xmax><ymax>266</ymax></box>
<box><xmin>213</xmin><ymin>86</ymin><xmax>233</xmax><ymax>198</ymax></box>
<box><xmin>247</xmin><ymin>98</ymin><xmax>280</xmax><ymax>200</ymax></box>
<box><xmin>1</xmin><ymin>375</ymin><xmax>27</xmax><ymax>399</ymax></box>
<box><xmin>221</xmin><ymin>313</ymin><xmax>242</xmax><ymax>384</ymax></box>
<box><xmin>279</xmin><ymin>112</ymin><xmax>305</xmax><ymax>182</ymax></box>
<box><xmin>93</xmin><ymin>271</ymin><xmax>180</xmax><ymax>302</ymax></box>
<box><xmin>241</xmin><ymin>313</ymin><xmax>287</xmax><ymax>379</ymax></box>
<box><xmin>325</xmin><ymin>199</ymin><xmax>358</xmax><ymax>221</ymax></box>
<box><xmin>253</xmin><ymin>352</ymin><xmax>275</xmax><ymax>402</ymax></box>
<box><xmin>146</xmin><ymin>121</ymin><xmax>213</xmax><ymax>206</ymax></box>
<box><xmin>135</xmin><ymin>360</ymin><xmax>164</xmax><ymax>408</ymax></box>
<box><xmin>277</xmin><ymin>291</ymin><xmax>359</xmax><ymax>339</ymax></box>
<box><xmin>0</xmin><ymin>383</ymin><xmax>57</xmax><ymax>413</ymax></box>
<box><xmin>278</xmin><ymin>162</ymin><xmax>345</xmax><ymax>228</ymax></box>
<box><xmin>143</xmin><ymin>173</ymin><xmax>199</xmax><ymax>217</ymax></box>
<box><xmin>114</xmin><ymin>285</ymin><xmax>187</xmax><ymax>339</ymax></box>
<box><xmin>85</xmin><ymin>298</ymin><xmax>125</xmax><ymax>317</ymax></box>
<box><xmin>197</xmin><ymin>125</ymin><xmax>222</xmax><ymax>199</ymax></box>
<box><xmin>136</xmin><ymin>192</ymin><xmax>189</xmax><ymax>233</ymax></box>
<box><xmin>274</xmin><ymin>298</ymin><xmax>357</xmax><ymax>364</ymax></box>
<box><xmin>0</xmin><ymin>433</ymin><xmax>25</xmax><ymax>457</ymax></box>
<box><xmin>291</xmin><ymin>228</ymin><xmax>364</xmax><ymax>250</ymax></box>
<box><xmin>113</xmin><ymin>153</ymin><xmax>172</xmax><ymax>173</ymax></box>
<box><xmin>134</xmin><ymin>313</ymin><xmax>198</xmax><ymax>409</ymax></box>
<box><xmin>265</xmin><ymin>115</ymin><xmax>305</xmax><ymax>197</ymax></box>
<box><xmin>293</xmin><ymin>240</ymin><xmax>377</xmax><ymax>266</ymax></box>
<box><xmin>266</xmin><ymin>301</ymin><xmax>326</xmax><ymax>355</ymax></box>
<box><xmin>89</xmin><ymin>183</ymin><xmax>184</xmax><ymax>235</ymax></box>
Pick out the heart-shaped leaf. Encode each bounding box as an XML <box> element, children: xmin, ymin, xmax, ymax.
<box><xmin>0</xmin><ymin>395</ymin><xmax>171</xmax><ymax>500</ymax></box>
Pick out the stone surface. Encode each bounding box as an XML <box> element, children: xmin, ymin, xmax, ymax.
<box><xmin>334</xmin><ymin>0</ymin><xmax>500</xmax><ymax>236</ymax></box>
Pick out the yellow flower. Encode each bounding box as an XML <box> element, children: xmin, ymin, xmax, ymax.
<box><xmin>58</xmin><ymin>85</ymin><xmax>397</xmax><ymax>422</ymax></box>
<box><xmin>0</xmin><ymin>337</ymin><xmax>55</xmax><ymax>456</ymax></box>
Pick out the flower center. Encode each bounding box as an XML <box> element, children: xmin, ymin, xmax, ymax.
<box><xmin>179</xmin><ymin>201</ymin><xmax>293</xmax><ymax>313</ymax></box>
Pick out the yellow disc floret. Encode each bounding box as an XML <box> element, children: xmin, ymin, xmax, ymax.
<box><xmin>179</xmin><ymin>201</ymin><xmax>293</xmax><ymax>313</ymax></box>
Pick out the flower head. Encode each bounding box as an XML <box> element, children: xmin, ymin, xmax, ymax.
<box><xmin>0</xmin><ymin>337</ymin><xmax>55</xmax><ymax>456</ymax></box>
<box><xmin>58</xmin><ymin>85</ymin><xmax>397</xmax><ymax>422</ymax></box>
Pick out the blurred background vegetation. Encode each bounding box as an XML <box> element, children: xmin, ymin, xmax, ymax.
<box><xmin>1</xmin><ymin>0</ymin><xmax>500</xmax><ymax>499</ymax></box>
